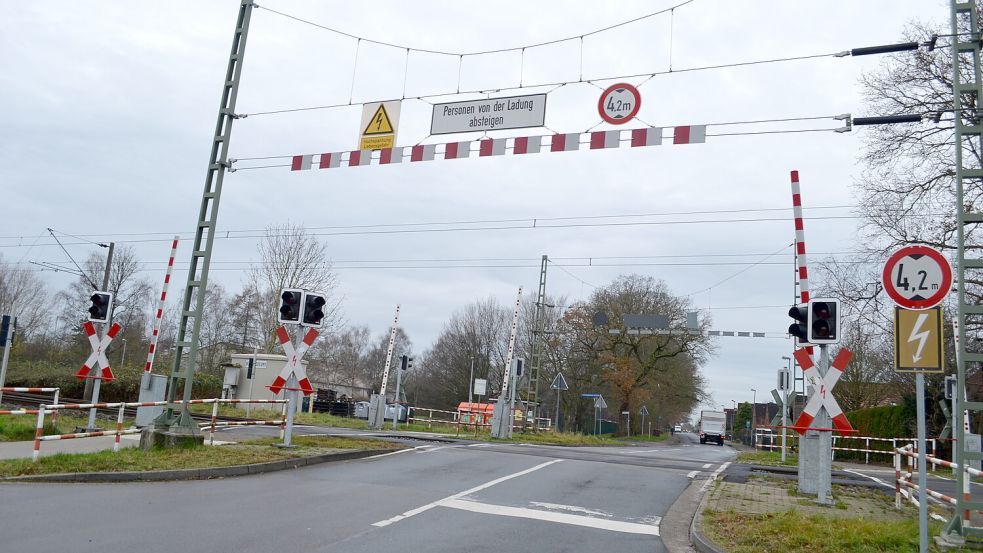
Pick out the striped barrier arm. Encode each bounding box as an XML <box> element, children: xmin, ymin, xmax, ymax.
<box><xmin>145</xmin><ymin>236</ymin><xmax>179</xmax><ymax>373</ymax></box>
<box><xmin>0</xmin><ymin>387</ymin><xmax>60</xmax><ymax>393</ymax></box>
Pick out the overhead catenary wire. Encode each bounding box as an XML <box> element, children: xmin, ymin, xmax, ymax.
<box><xmin>253</xmin><ymin>0</ymin><xmax>696</xmax><ymax>58</ymax></box>
<box><xmin>0</xmin><ymin>204</ymin><xmax>861</xmax><ymax>241</ymax></box>
<box><xmin>238</xmin><ymin>52</ymin><xmax>846</xmax><ymax>118</ymax></box>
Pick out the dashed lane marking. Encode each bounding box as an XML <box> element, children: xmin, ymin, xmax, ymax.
<box><xmin>702</xmin><ymin>463</ymin><xmax>713</xmax><ymax>469</ymax></box>
<box><xmin>687</xmin><ymin>470</ymin><xmax>700</xmax><ymax>479</ymax></box>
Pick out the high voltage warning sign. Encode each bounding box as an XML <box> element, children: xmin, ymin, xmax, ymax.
<box><xmin>359</xmin><ymin>101</ymin><xmax>401</xmax><ymax>150</ymax></box>
<box><xmin>894</xmin><ymin>307</ymin><xmax>944</xmax><ymax>373</ymax></box>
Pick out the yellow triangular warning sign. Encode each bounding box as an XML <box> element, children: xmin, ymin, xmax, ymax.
<box><xmin>363</xmin><ymin>105</ymin><xmax>394</xmax><ymax>135</ymax></box>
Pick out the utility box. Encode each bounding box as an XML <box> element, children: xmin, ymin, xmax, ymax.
<box><xmin>136</xmin><ymin>373</ymin><xmax>168</xmax><ymax>427</ymax></box>
<box><xmin>227</xmin><ymin>353</ymin><xmax>307</xmax><ymax>403</ymax></box>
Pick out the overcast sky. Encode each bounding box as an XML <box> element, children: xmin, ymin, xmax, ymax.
<box><xmin>1</xmin><ymin>1</ymin><xmax>945</xmax><ymax>415</ymax></box>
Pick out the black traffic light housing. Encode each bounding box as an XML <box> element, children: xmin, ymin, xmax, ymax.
<box><xmin>808</xmin><ymin>298</ymin><xmax>840</xmax><ymax>344</ymax></box>
<box><xmin>399</xmin><ymin>354</ymin><xmax>414</xmax><ymax>370</ymax></box>
<box><xmin>301</xmin><ymin>291</ymin><xmax>327</xmax><ymax>328</ymax></box>
<box><xmin>278</xmin><ymin>289</ymin><xmax>303</xmax><ymax>324</ymax></box>
<box><xmin>88</xmin><ymin>291</ymin><xmax>113</xmax><ymax>323</ymax></box>
<box><xmin>788</xmin><ymin>304</ymin><xmax>808</xmax><ymax>344</ymax></box>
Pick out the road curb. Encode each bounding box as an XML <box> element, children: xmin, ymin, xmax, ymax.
<box><xmin>690</xmin><ymin>485</ymin><xmax>727</xmax><ymax>553</ymax></box>
<box><xmin>0</xmin><ymin>448</ymin><xmax>392</xmax><ymax>483</ymax></box>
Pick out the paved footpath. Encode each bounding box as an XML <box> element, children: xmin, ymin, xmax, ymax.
<box><xmin>0</xmin><ymin>434</ymin><xmax>139</xmax><ymax>460</ymax></box>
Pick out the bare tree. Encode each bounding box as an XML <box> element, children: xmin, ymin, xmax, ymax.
<box><xmin>0</xmin><ymin>254</ymin><xmax>47</xmax><ymax>339</ymax></box>
<box><xmin>246</xmin><ymin>223</ymin><xmax>341</xmax><ymax>352</ymax></box>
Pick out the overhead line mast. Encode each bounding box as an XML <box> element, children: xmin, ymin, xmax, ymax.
<box><xmin>153</xmin><ymin>0</ymin><xmax>255</xmax><ymax>434</ymax></box>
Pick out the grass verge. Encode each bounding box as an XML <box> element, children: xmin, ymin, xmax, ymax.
<box><xmin>737</xmin><ymin>450</ymin><xmax>799</xmax><ymax>467</ymax></box>
<box><xmin>0</xmin><ymin>435</ymin><xmax>402</xmax><ymax>477</ymax></box>
<box><xmin>702</xmin><ymin>508</ymin><xmax>971</xmax><ymax>553</ymax></box>
<box><xmin>0</xmin><ymin>414</ymin><xmax>113</xmax><ymax>441</ymax></box>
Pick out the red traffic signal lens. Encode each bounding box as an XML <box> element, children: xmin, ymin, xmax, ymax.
<box><xmin>813</xmin><ymin>302</ymin><xmax>831</xmax><ymax>320</ymax></box>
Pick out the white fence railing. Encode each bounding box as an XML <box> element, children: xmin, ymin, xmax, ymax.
<box><xmin>30</xmin><ymin>398</ymin><xmax>288</xmax><ymax>461</ymax></box>
<box><xmin>754</xmin><ymin>428</ymin><xmax>938</xmax><ymax>464</ymax></box>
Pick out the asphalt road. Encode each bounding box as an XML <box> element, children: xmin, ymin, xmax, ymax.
<box><xmin>0</xmin><ymin>429</ymin><xmax>734</xmax><ymax>553</ymax></box>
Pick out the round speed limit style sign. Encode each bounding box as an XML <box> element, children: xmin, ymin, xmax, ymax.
<box><xmin>598</xmin><ymin>83</ymin><xmax>641</xmax><ymax>125</ymax></box>
<box><xmin>881</xmin><ymin>245</ymin><xmax>953</xmax><ymax>310</ymax></box>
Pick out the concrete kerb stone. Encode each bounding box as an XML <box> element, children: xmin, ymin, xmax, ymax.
<box><xmin>1</xmin><ymin>448</ymin><xmax>391</xmax><ymax>483</ymax></box>
<box><xmin>690</xmin><ymin>481</ymin><xmax>727</xmax><ymax>553</ymax></box>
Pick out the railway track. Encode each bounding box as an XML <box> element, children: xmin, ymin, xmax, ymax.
<box><xmin>0</xmin><ymin>390</ymin><xmax>267</xmax><ymax>423</ymax></box>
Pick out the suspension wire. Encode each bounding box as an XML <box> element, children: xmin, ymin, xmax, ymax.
<box><xmin>457</xmin><ymin>55</ymin><xmax>463</xmax><ymax>94</ymax></box>
<box><xmin>348</xmin><ymin>38</ymin><xmax>361</xmax><ymax>104</ymax></box>
<box><xmin>239</xmin><ymin>51</ymin><xmax>842</xmax><ymax>118</ymax></box>
<box><xmin>254</xmin><ymin>0</ymin><xmax>695</xmax><ymax>57</ymax></box>
<box><xmin>684</xmin><ymin>242</ymin><xmax>793</xmax><ymax>297</ymax></box>
<box><xmin>519</xmin><ymin>47</ymin><xmax>525</xmax><ymax>88</ymax></box>
<box><xmin>668</xmin><ymin>8</ymin><xmax>675</xmax><ymax>71</ymax></box>
<box><xmin>401</xmin><ymin>48</ymin><xmax>411</xmax><ymax>98</ymax></box>
<box><xmin>579</xmin><ymin>36</ymin><xmax>584</xmax><ymax>82</ymax></box>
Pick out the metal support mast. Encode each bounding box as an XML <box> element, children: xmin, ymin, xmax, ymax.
<box><xmin>156</xmin><ymin>0</ymin><xmax>254</xmax><ymax>431</ymax></box>
<box><xmin>524</xmin><ymin>255</ymin><xmax>548</xmax><ymax>421</ymax></box>
<box><xmin>947</xmin><ymin>0</ymin><xmax>983</xmax><ymax>541</ymax></box>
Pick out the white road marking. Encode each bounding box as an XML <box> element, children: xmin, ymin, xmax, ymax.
<box><xmin>702</xmin><ymin>463</ymin><xmax>713</xmax><ymax>469</ymax></box>
<box><xmin>528</xmin><ymin>502</ymin><xmax>612</xmax><ymax>518</ymax></box>
<box><xmin>466</xmin><ymin>443</ymin><xmax>493</xmax><ymax>448</ymax></box>
<box><xmin>441</xmin><ymin>498</ymin><xmax>660</xmax><ymax>536</ymax></box>
<box><xmin>371</xmin><ymin>459</ymin><xmax>563</xmax><ymax>527</ymax></box>
<box><xmin>420</xmin><ymin>445</ymin><xmax>467</xmax><ymax>453</ymax></box>
<box><xmin>687</xmin><ymin>470</ymin><xmax>700</xmax><ymax>479</ymax></box>
<box><xmin>700</xmin><ymin>462</ymin><xmax>731</xmax><ymax>493</ymax></box>
<box><xmin>368</xmin><ymin>445</ymin><xmax>432</xmax><ymax>459</ymax></box>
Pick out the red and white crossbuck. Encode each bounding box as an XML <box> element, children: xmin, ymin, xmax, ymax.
<box><xmin>792</xmin><ymin>347</ymin><xmax>855</xmax><ymax>435</ymax></box>
<box><xmin>269</xmin><ymin>325</ymin><xmax>317</xmax><ymax>395</ymax></box>
<box><xmin>77</xmin><ymin>321</ymin><xmax>121</xmax><ymax>382</ymax></box>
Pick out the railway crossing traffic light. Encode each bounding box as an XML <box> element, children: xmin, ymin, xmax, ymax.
<box><xmin>302</xmin><ymin>292</ymin><xmax>326</xmax><ymax>328</ymax></box>
<box><xmin>808</xmin><ymin>298</ymin><xmax>840</xmax><ymax>344</ymax></box>
<box><xmin>278</xmin><ymin>289</ymin><xmax>303</xmax><ymax>324</ymax></box>
<box><xmin>788</xmin><ymin>304</ymin><xmax>808</xmax><ymax>343</ymax></box>
<box><xmin>87</xmin><ymin>291</ymin><xmax>113</xmax><ymax>323</ymax></box>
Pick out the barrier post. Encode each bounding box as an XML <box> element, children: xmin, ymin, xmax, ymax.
<box><xmin>895</xmin><ymin>447</ymin><xmax>902</xmax><ymax>509</ymax></box>
<box><xmin>51</xmin><ymin>389</ymin><xmax>60</xmax><ymax>426</ymax></box>
<box><xmin>279</xmin><ymin>400</ymin><xmax>287</xmax><ymax>440</ymax></box>
<box><xmin>113</xmin><ymin>402</ymin><xmax>125</xmax><ymax>453</ymax></box>
<box><xmin>865</xmin><ymin>438</ymin><xmax>870</xmax><ymax>465</ymax></box>
<box><xmin>32</xmin><ymin>407</ymin><xmax>46</xmax><ymax>462</ymax></box>
<box><xmin>209</xmin><ymin>400</ymin><xmax>219</xmax><ymax>445</ymax></box>
<box><xmin>428</xmin><ymin>408</ymin><xmax>433</xmax><ymax>431</ymax></box>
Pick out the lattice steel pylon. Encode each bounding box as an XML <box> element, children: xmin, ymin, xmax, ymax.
<box><xmin>154</xmin><ymin>0</ymin><xmax>255</xmax><ymax>431</ymax></box>
<box><xmin>947</xmin><ymin>0</ymin><xmax>983</xmax><ymax>541</ymax></box>
<box><xmin>523</xmin><ymin>255</ymin><xmax>548</xmax><ymax>424</ymax></box>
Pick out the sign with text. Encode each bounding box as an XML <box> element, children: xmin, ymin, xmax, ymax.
<box><xmin>359</xmin><ymin>101</ymin><xmax>401</xmax><ymax>150</ymax></box>
<box><xmin>473</xmin><ymin>378</ymin><xmax>487</xmax><ymax>396</ymax></box>
<box><xmin>894</xmin><ymin>307</ymin><xmax>944</xmax><ymax>373</ymax></box>
<box><xmin>431</xmin><ymin>93</ymin><xmax>546</xmax><ymax>135</ymax></box>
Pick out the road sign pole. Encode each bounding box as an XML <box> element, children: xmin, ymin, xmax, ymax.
<box><xmin>916</xmin><ymin>372</ymin><xmax>929</xmax><ymax>553</ymax></box>
<box><xmin>555</xmin><ymin>388</ymin><xmax>561</xmax><ymax>432</ymax></box>
<box><xmin>782</xmin><ymin>386</ymin><xmax>788</xmax><ymax>463</ymax></box>
<box><xmin>282</xmin><ymin>373</ymin><xmax>298</xmax><ymax>448</ymax></box>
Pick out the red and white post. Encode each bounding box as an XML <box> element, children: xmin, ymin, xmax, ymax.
<box><xmin>145</xmin><ymin>236</ymin><xmax>179</xmax><ymax>375</ymax></box>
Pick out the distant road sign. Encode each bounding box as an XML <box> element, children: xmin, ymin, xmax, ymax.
<box><xmin>894</xmin><ymin>307</ymin><xmax>944</xmax><ymax>373</ymax></box>
<box><xmin>550</xmin><ymin>372</ymin><xmax>569</xmax><ymax>391</ymax></box>
<box><xmin>639</xmin><ymin>405</ymin><xmax>649</xmax><ymax>416</ymax></box>
<box><xmin>359</xmin><ymin>101</ymin><xmax>401</xmax><ymax>150</ymax></box>
<box><xmin>580</xmin><ymin>393</ymin><xmax>600</xmax><ymax>398</ymax></box>
<box><xmin>473</xmin><ymin>378</ymin><xmax>487</xmax><ymax>396</ymax></box>
<box><xmin>431</xmin><ymin>93</ymin><xmax>546</xmax><ymax>135</ymax></box>
<box><xmin>598</xmin><ymin>83</ymin><xmax>641</xmax><ymax>125</ymax></box>
<box><xmin>882</xmin><ymin>245</ymin><xmax>952</xmax><ymax>310</ymax></box>
<box><xmin>594</xmin><ymin>396</ymin><xmax>608</xmax><ymax>410</ymax></box>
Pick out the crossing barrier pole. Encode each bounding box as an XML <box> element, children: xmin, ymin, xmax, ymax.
<box><xmin>113</xmin><ymin>402</ymin><xmax>126</xmax><ymax>453</ymax></box>
<box><xmin>32</xmin><ymin>407</ymin><xmax>46</xmax><ymax>462</ymax></box>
